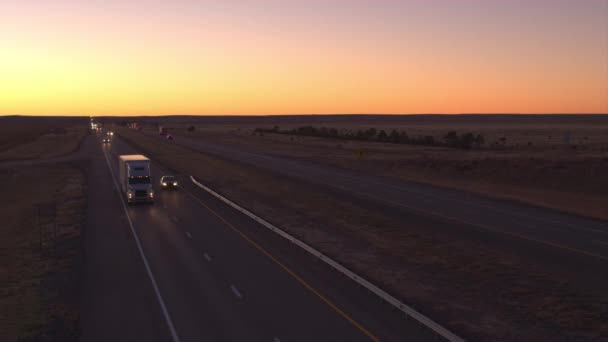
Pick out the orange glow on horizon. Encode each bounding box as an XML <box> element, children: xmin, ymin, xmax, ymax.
<box><xmin>1</xmin><ymin>1</ymin><xmax>607</xmax><ymax>116</ymax></box>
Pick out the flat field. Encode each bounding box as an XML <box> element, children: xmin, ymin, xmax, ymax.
<box><xmin>134</xmin><ymin>114</ymin><xmax>608</xmax><ymax>220</ymax></box>
<box><xmin>0</xmin><ymin>116</ymin><xmax>87</xmax><ymax>161</ymax></box>
<box><xmin>116</xmin><ymin>115</ymin><xmax>608</xmax><ymax>341</ymax></box>
<box><xmin>0</xmin><ymin>116</ymin><xmax>88</xmax><ymax>341</ymax></box>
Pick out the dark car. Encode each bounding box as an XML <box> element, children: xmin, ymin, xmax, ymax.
<box><xmin>102</xmin><ymin>137</ymin><xmax>111</xmax><ymax>143</ymax></box>
<box><xmin>160</xmin><ymin>175</ymin><xmax>178</xmax><ymax>189</ymax></box>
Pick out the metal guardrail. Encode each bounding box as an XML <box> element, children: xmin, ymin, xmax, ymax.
<box><xmin>190</xmin><ymin>175</ymin><xmax>465</xmax><ymax>342</ymax></box>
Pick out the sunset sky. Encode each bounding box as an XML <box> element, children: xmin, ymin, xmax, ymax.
<box><xmin>1</xmin><ymin>0</ymin><xmax>607</xmax><ymax>115</ymax></box>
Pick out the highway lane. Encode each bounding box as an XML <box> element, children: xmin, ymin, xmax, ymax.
<box><xmin>99</xmin><ymin>134</ymin><xmax>442</xmax><ymax>341</ymax></box>
<box><xmin>81</xmin><ymin>133</ymin><xmax>171</xmax><ymax>342</ymax></box>
<box><xmin>157</xmin><ymin>132</ymin><xmax>608</xmax><ymax>262</ymax></box>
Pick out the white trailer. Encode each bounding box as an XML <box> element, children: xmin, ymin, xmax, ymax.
<box><xmin>118</xmin><ymin>155</ymin><xmax>154</xmax><ymax>203</ymax></box>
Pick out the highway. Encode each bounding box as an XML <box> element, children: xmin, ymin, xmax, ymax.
<box><xmin>80</xmin><ymin>132</ymin><xmax>444</xmax><ymax>341</ymax></box>
<box><xmin>161</xmin><ymin>132</ymin><xmax>608</xmax><ymax>264</ymax></box>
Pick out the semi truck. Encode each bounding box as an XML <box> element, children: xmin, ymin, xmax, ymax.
<box><xmin>118</xmin><ymin>155</ymin><xmax>154</xmax><ymax>204</ymax></box>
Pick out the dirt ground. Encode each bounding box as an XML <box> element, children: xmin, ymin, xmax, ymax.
<box><xmin>0</xmin><ymin>164</ymin><xmax>86</xmax><ymax>341</ymax></box>
<box><xmin>146</xmin><ymin>115</ymin><xmax>608</xmax><ymax>220</ymax></box>
<box><xmin>0</xmin><ymin>117</ymin><xmax>88</xmax><ymax>341</ymax></box>
<box><xmin>117</xmin><ymin>125</ymin><xmax>608</xmax><ymax>341</ymax></box>
<box><xmin>0</xmin><ymin>116</ymin><xmax>86</xmax><ymax>156</ymax></box>
<box><xmin>0</xmin><ymin>125</ymin><xmax>87</xmax><ymax>162</ymax></box>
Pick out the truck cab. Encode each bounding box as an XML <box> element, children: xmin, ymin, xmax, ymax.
<box><xmin>118</xmin><ymin>155</ymin><xmax>154</xmax><ymax>203</ymax></box>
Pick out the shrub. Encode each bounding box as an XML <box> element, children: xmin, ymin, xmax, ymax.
<box><xmin>388</xmin><ymin>130</ymin><xmax>400</xmax><ymax>143</ymax></box>
<box><xmin>377</xmin><ymin>130</ymin><xmax>388</xmax><ymax>141</ymax></box>
<box><xmin>365</xmin><ymin>128</ymin><xmax>377</xmax><ymax>139</ymax></box>
<box><xmin>459</xmin><ymin>132</ymin><xmax>476</xmax><ymax>149</ymax></box>
<box><xmin>474</xmin><ymin>134</ymin><xmax>485</xmax><ymax>147</ymax></box>
<box><xmin>444</xmin><ymin>131</ymin><xmax>459</xmax><ymax>147</ymax></box>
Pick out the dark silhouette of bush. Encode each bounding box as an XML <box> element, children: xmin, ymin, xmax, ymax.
<box><xmin>474</xmin><ymin>134</ymin><xmax>485</xmax><ymax>147</ymax></box>
<box><xmin>444</xmin><ymin>131</ymin><xmax>459</xmax><ymax>147</ymax></box>
<box><xmin>387</xmin><ymin>130</ymin><xmax>399</xmax><ymax>143</ymax></box>
<box><xmin>459</xmin><ymin>132</ymin><xmax>475</xmax><ymax>149</ymax></box>
<box><xmin>377</xmin><ymin>130</ymin><xmax>388</xmax><ymax>141</ymax></box>
<box><xmin>253</xmin><ymin>126</ymin><xmax>483</xmax><ymax>150</ymax></box>
<box><xmin>365</xmin><ymin>128</ymin><xmax>377</xmax><ymax>139</ymax></box>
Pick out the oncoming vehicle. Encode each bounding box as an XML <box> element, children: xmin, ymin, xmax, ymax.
<box><xmin>160</xmin><ymin>175</ymin><xmax>178</xmax><ymax>189</ymax></box>
<box><xmin>102</xmin><ymin>136</ymin><xmax>111</xmax><ymax>143</ymax></box>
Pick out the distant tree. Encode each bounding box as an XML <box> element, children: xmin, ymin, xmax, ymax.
<box><xmin>444</xmin><ymin>131</ymin><xmax>459</xmax><ymax>147</ymax></box>
<box><xmin>459</xmin><ymin>132</ymin><xmax>476</xmax><ymax>149</ymax></box>
<box><xmin>364</xmin><ymin>128</ymin><xmax>377</xmax><ymax>139</ymax></box>
<box><xmin>388</xmin><ymin>130</ymin><xmax>400</xmax><ymax>143</ymax></box>
<box><xmin>319</xmin><ymin>127</ymin><xmax>329</xmax><ymax>137</ymax></box>
<box><xmin>474</xmin><ymin>134</ymin><xmax>485</xmax><ymax>147</ymax></box>
<box><xmin>377</xmin><ymin>130</ymin><xmax>388</xmax><ymax>141</ymax></box>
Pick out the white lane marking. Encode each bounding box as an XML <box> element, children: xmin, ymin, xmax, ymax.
<box><xmin>185</xmin><ymin>231</ymin><xmax>192</xmax><ymax>239</ymax></box>
<box><xmin>189</xmin><ymin>176</ymin><xmax>463</xmax><ymax>342</ymax></box>
<box><xmin>230</xmin><ymin>285</ymin><xmax>243</xmax><ymax>299</ymax></box>
<box><xmin>103</xmin><ymin>150</ymin><xmax>181</xmax><ymax>342</ymax></box>
<box><xmin>203</xmin><ymin>253</ymin><xmax>212</xmax><ymax>261</ymax></box>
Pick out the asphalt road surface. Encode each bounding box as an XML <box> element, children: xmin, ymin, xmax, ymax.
<box><xmin>161</xmin><ymin>132</ymin><xmax>608</xmax><ymax>262</ymax></box>
<box><xmin>147</xmin><ymin>131</ymin><xmax>608</xmax><ymax>306</ymax></box>
<box><xmin>80</xmin><ymin>132</ymin><xmax>442</xmax><ymax>342</ymax></box>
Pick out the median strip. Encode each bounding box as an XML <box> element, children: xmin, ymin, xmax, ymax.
<box><xmin>190</xmin><ymin>175</ymin><xmax>464</xmax><ymax>342</ymax></box>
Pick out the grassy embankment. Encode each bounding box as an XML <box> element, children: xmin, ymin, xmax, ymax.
<box><xmin>117</xmin><ymin>127</ymin><xmax>608</xmax><ymax>341</ymax></box>
<box><xmin>0</xmin><ymin>119</ymin><xmax>87</xmax><ymax>341</ymax></box>
<box><xmin>0</xmin><ymin>125</ymin><xmax>87</xmax><ymax>162</ymax></box>
<box><xmin>171</xmin><ymin>121</ymin><xmax>608</xmax><ymax>220</ymax></box>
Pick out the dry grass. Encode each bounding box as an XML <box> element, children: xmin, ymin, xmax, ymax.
<box><xmin>0</xmin><ymin>164</ymin><xmax>86</xmax><ymax>341</ymax></box>
<box><xmin>155</xmin><ymin>118</ymin><xmax>608</xmax><ymax>220</ymax></box>
<box><xmin>118</xmin><ymin>127</ymin><xmax>608</xmax><ymax>341</ymax></box>
<box><xmin>0</xmin><ymin>125</ymin><xmax>88</xmax><ymax>162</ymax></box>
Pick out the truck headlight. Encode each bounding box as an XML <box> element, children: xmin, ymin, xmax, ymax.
<box><xmin>162</xmin><ymin>182</ymin><xmax>167</xmax><ymax>186</ymax></box>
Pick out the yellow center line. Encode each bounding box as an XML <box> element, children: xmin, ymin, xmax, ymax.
<box><xmin>183</xmin><ymin>190</ymin><xmax>380</xmax><ymax>342</ymax></box>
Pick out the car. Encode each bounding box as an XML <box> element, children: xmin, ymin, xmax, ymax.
<box><xmin>102</xmin><ymin>137</ymin><xmax>111</xmax><ymax>143</ymax></box>
<box><xmin>160</xmin><ymin>175</ymin><xmax>178</xmax><ymax>189</ymax></box>
<box><xmin>166</xmin><ymin>134</ymin><xmax>174</xmax><ymax>140</ymax></box>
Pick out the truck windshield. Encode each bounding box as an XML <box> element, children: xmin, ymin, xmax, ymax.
<box><xmin>129</xmin><ymin>176</ymin><xmax>151</xmax><ymax>184</ymax></box>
